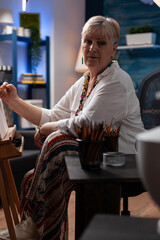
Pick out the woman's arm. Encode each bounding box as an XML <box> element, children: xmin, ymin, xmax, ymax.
<box><xmin>10</xmin><ymin>97</ymin><xmax>42</xmax><ymax>126</ymax></box>
<box><xmin>0</xmin><ymin>82</ymin><xmax>42</xmax><ymax>126</ymax></box>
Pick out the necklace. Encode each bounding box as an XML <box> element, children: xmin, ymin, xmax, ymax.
<box><xmin>75</xmin><ymin>61</ymin><xmax>113</xmax><ymax>116</ymax></box>
<box><xmin>75</xmin><ymin>74</ymin><xmax>98</xmax><ymax>116</ymax></box>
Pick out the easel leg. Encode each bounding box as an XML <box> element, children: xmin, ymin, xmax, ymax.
<box><xmin>4</xmin><ymin>160</ymin><xmax>20</xmax><ymax>215</ymax></box>
<box><xmin>2</xmin><ymin>160</ymin><xmax>20</xmax><ymax>225</ymax></box>
<box><xmin>0</xmin><ymin>166</ymin><xmax>17</xmax><ymax>240</ymax></box>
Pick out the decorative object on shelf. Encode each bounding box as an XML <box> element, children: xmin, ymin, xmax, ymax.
<box><xmin>23</xmin><ymin>28</ymin><xmax>31</xmax><ymax>37</ymax></box>
<box><xmin>0</xmin><ymin>65</ymin><xmax>12</xmax><ymax>82</ymax></box>
<box><xmin>4</xmin><ymin>25</ymin><xmax>24</xmax><ymax>36</ymax></box>
<box><xmin>126</xmin><ymin>24</ymin><xmax>156</xmax><ymax>46</ymax></box>
<box><xmin>20</xmin><ymin>13</ymin><xmax>41</xmax><ymax>73</ymax></box>
<box><xmin>3</xmin><ymin>25</ymin><xmax>12</xmax><ymax>34</ymax></box>
<box><xmin>19</xmin><ymin>73</ymin><xmax>45</xmax><ymax>84</ymax></box>
<box><xmin>129</xmin><ymin>25</ymin><xmax>155</xmax><ymax>34</ymax></box>
<box><xmin>153</xmin><ymin>0</ymin><xmax>160</xmax><ymax>7</ymax></box>
<box><xmin>17</xmin><ymin>27</ymin><xmax>24</xmax><ymax>36</ymax></box>
<box><xmin>0</xmin><ymin>8</ymin><xmax>14</xmax><ymax>34</ymax></box>
<box><xmin>75</xmin><ymin>46</ymin><xmax>88</xmax><ymax>73</ymax></box>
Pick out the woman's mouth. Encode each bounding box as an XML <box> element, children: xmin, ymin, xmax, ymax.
<box><xmin>87</xmin><ymin>56</ymin><xmax>98</xmax><ymax>59</ymax></box>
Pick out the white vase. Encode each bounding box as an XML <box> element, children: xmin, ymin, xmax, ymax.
<box><xmin>136</xmin><ymin>127</ymin><xmax>160</xmax><ymax>208</ymax></box>
<box><xmin>126</xmin><ymin>32</ymin><xmax>156</xmax><ymax>45</ymax></box>
<box><xmin>136</xmin><ymin>127</ymin><xmax>160</xmax><ymax>233</ymax></box>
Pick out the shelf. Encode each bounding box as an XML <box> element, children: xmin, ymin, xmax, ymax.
<box><xmin>0</xmin><ymin>33</ymin><xmax>30</xmax><ymax>43</ymax></box>
<box><xmin>117</xmin><ymin>44</ymin><xmax>160</xmax><ymax>50</ymax></box>
<box><xmin>0</xmin><ymin>33</ymin><xmax>47</xmax><ymax>45</ymax></box>
<box><xmin>17</xmin><ymin>82</ymin><xmax>46</xmax><ymax>87</ymax></box>
<box><xmin>0</xmin><ymin>30</ymin><xmax>50</xmax><ymax>129</ymax></box>
<box><xmin>0</xmin><ymin>34</ymin><xmax>13</xmax><ymax>41</ymax></box>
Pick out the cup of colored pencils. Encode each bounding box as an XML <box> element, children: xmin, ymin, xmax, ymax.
<box><xmin>74</xmin><ymin>121</ymin><xmax>121</xmax><ymax>170</ymax></box>
<box><xmin>74</xmin><ymin>121</ymin><xmax>105</xmax><ymax>170</ymax></box>
<box><xmin>103</xmin><ymin>121</ymin><xmax>121</xmax><ymax>153</ymax></box>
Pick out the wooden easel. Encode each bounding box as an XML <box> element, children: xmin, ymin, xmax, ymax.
<box><xmin>0</xmin><ymin>125</ymin><xmax>24</xmax><ymax>240</ymax></box>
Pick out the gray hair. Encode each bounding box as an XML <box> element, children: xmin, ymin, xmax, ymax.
<box><xmin>81</xmin><ymin>16</ymin><xmax>120</xmax><ymax>46</ymax></box>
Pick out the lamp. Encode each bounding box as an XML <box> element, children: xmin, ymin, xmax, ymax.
<box><xmin>0</xmin><ymin>9</ymin><xmax>14</xmax><ymax>34</ymax></box>
<box><xmin>75</xmin><ymin>47</ymin><xmax>88</xmax><ymax>73</ymax></box>
<box><xmin>153</xmin><ymin>0</ymin><xmax>160</xmax><ymax>7</ymax></box>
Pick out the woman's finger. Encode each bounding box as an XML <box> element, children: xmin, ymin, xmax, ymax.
<box><xmin>34</xmin><ymin>128</ymin><xmax>45</xmax><ymax>148</ymax></box>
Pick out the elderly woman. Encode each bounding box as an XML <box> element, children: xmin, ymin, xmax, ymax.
<box><xmin>0</xmin><ymin>16</ymin><xmax>144</xmax><ymax>240</ymax></box>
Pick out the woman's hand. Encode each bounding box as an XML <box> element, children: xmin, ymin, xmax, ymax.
<box><xmin>34</xmin><ymin>122</ymin><xmax>59</xmax><ymax>148</ymax></box>
<box><xmin>0</xmin><ymin>82</ymin><xmax>18</xmax><ymax>105</ymax></box>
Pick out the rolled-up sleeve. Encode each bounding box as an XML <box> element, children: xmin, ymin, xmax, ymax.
<box><xmin>39</xmin><ymin>76</ymin><xmax>84</xmax><ymax>127</ymax></box>
<box><xmin>39</xmin><ymin>95</ymin><xmax>72</xmax><ymax>126</ymax></box>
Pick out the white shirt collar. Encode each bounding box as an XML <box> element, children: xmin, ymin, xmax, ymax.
<box><xmin>83</xmin><ymin>60</ymin><xmax>119</xmax><ymax>82</ymax></box>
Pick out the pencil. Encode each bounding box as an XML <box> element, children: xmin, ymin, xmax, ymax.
<box><xmin>0</xmin><ymin>85</ymin><xmax>6</xmax><ymax>89</ymax></box>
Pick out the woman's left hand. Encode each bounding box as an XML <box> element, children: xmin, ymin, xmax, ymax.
<box><xmin>34</xmin><ymin>122</ymin><xmax>58</xmax><ymax>148</ymax></box>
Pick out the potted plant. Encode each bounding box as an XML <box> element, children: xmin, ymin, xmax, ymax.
<box><xmin>20</xmin><ymin>13</ymin><xmax>42</xmax><ymax>73</ymax></box>
<box><xmin>126</xmin><ymin>24</ymin><xmax>157</xmax><ymax>46</ymax></box>
<box><xmin>29</xmin><ymin>26</ymin><xmax>42</xmax><ymax>73</ymax></box>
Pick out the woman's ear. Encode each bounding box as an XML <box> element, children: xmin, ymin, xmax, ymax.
<box><xmin>111</xmin><ymin>43</ymin><xmax>118</xmax><ymax>58</ymax></box>
<box><xmin>113</xmin><ymin>42</ymin><xmax>118</xmax><ymax>52</ymax></box>
<box><xmin>111</xmin><ymin>43</ymin><xmax>118</xmax><ymax>60</ymax></box>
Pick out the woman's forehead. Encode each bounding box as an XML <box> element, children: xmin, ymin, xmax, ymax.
<box><xmin>84</xmin><ymin>31</ymin><xmax>108</xmax><ymax>40</ymax></box>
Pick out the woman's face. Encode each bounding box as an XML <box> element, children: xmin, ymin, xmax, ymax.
<box><xmin>82</xmin><ymin>32</ymin><xmax>117</xmax><ymax>75</ymax></box>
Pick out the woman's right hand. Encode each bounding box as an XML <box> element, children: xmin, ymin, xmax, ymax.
<box><xmin>0</xmin><ymin>82</ymin><xmax>18</xmax><ymax>105</ymax></box>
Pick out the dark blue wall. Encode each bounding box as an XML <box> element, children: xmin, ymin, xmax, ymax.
<box><xmin>104</xmin><ymin>0</ymin><xmax>160</xmax><ymax>89</ymax></box>
<box><xmin>85</xmin><ymin>0</ymin><xmax>103</xmax><ymax>21</ymax></box>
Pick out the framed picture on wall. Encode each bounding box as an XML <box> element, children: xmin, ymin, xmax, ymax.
<box><xmin>20</xmin><ymin>12</ymin><xmax>40</xmax><ymax>37</ymax></box>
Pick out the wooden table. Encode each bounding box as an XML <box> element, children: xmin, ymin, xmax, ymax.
<box><xmin>80</xmin><ymin>214</ymin><xmax>160</xmax><ymax>240</ymax></box>
<box><xmin>65</xmin><ymin>154</ymin><xmax>141</xmax><ymax>239</ymax></box>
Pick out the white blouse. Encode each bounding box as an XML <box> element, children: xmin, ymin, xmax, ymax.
<box><xmin>40</xmin><ymin>61</ymin><xmax>145</xmax><ymax>154</ymax></box>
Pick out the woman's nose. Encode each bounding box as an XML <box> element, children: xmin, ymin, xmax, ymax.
<box><xmin>89</xmin><ymin>42</ymin><xmax>97</xmax><ymax>52</ymax></box>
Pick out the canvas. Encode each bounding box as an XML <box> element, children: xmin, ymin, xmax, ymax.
<box><xmin>0</xmin><ymin>99</ymin><xmax>8</xmax><ymax>140</ymax></box>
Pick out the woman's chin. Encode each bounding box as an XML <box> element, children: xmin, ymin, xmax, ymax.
<box><xmin>86</xmin><ymin>62</ymin><xmax>98</xmax><ymax>70</ymax></box>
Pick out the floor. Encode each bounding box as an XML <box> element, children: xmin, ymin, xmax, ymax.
<box><xmin>0</xmin><ymin>191</ymin><xmax>160</xmax><ymax>240</ymax></box>
<box><xmin>67</xmin><ymin>191</ymin><xmax>160</xmax><ymax>240</ymax></box>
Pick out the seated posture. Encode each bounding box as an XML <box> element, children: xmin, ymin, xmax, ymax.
<box><xmin>0</xmin><ymin>16</ymin><xmax>144</xmax><ymax>240</ymax></box>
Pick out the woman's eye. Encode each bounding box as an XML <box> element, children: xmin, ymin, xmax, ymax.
<box><xmin>97</xmin><ymin>41</ymin><xmax>106</xmax><ymax>46</ymax></box>
<box><xmin>85</xmin><ymin>39</ymin><xmax>92</xmax><ymax>45</ymax></box>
